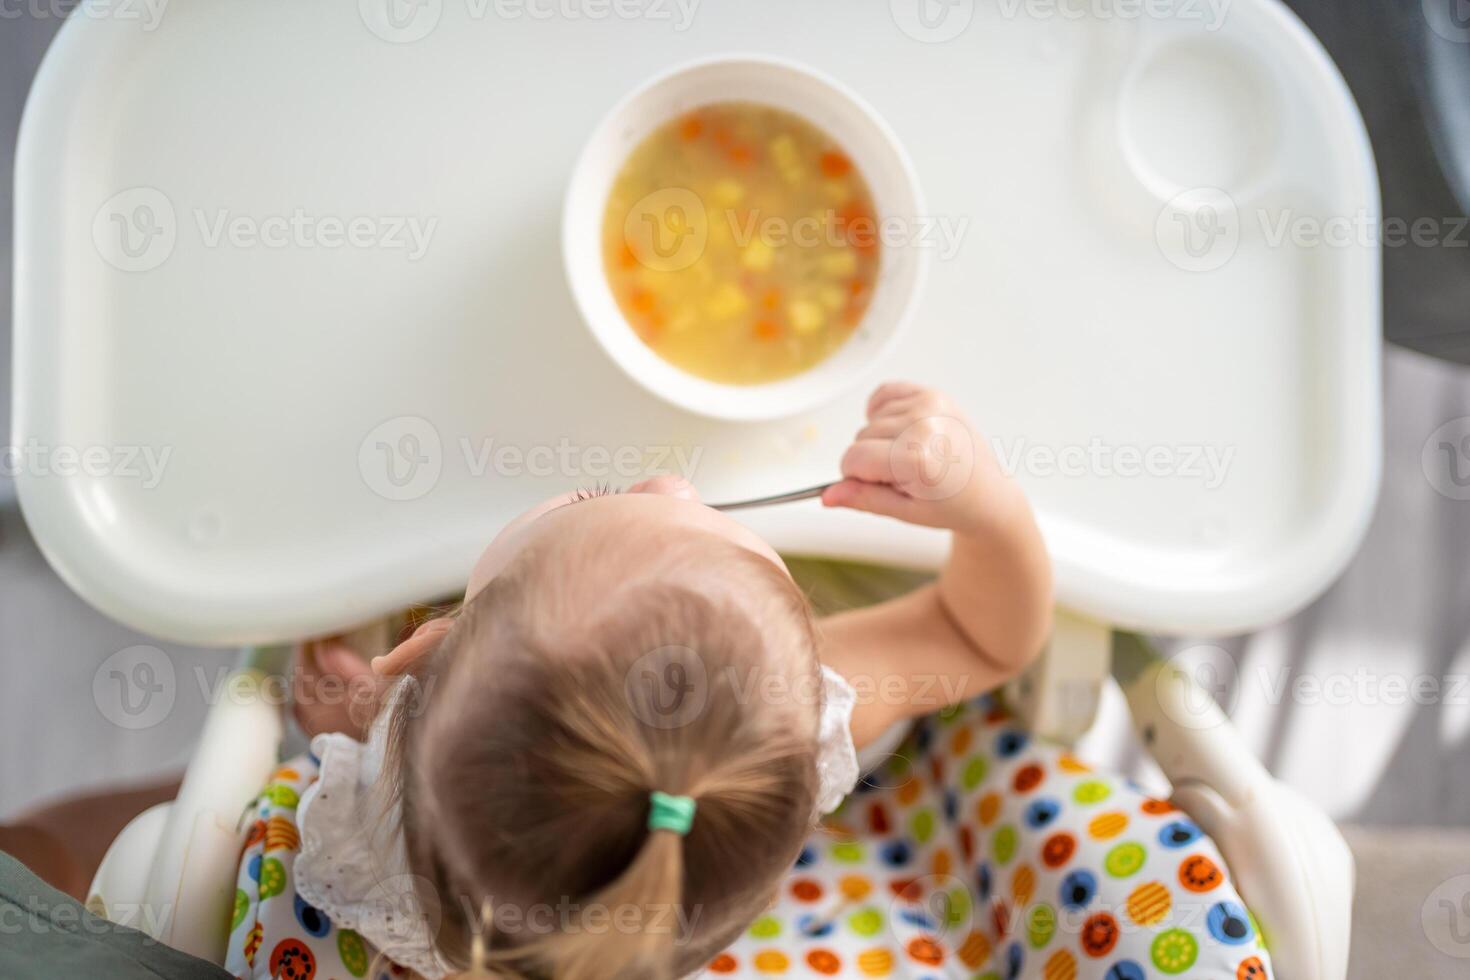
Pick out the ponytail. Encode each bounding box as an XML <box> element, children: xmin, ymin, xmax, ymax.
<box><xmin>467</xmin><ymin>801</ymin><xmax>688</xmax><ymax>980</ymax></box>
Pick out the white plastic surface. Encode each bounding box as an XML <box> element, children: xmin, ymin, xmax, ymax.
<box><xmin>13</xmin><ymin>0</ymin><xmax>1380</xmax><ymax>645</ymax></box>
<box><xmin>85</xmin><ymin>667</ymin><xmax>284</xmax><ymax>961</ymax></box>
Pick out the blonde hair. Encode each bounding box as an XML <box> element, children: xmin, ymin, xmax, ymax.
<box><xmin>385</xmin><ymin>533</ymin><xmax>821</xmax><ymax>979</ymax></box>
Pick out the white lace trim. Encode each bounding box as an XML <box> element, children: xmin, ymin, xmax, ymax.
<box><xmin>295</xmin><ymin>693</ymin><xmax>452</xmax><ymax>980</ymax></box>
<box><xmin>815</xmin><ymin>665</ymin><xmax>861</xmax><ymax>815</ymax></box>
<box><xmin>294</xmin><ymin>669</ymin><xmax>861</xmax><ymax>976</ymax></box>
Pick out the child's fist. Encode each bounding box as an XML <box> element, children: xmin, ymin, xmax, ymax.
<box><xmin>821</xmin><ymin>382</ymin><xmax>1009</xmax><ymax>534</ymax></box>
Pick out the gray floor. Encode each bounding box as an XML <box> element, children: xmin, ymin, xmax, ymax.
<box><xmin>3</xmin><ymin>8</ymin><xmax>1469</xmax><ymax>978</ymax></box>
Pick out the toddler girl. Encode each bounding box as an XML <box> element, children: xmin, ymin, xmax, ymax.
<box><xmin>226</xmin><ymin>382</ymin><xmax>1271</xmax><ymax>980</ymax></box>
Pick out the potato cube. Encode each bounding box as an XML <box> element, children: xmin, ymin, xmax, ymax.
<box><xmin>787</xmin><ymin>299</ymin><xmax>825</xmax><ymax>334</ymax></box>
<box><xmin>821</xmin><ymin>181</ymin><xmax>852</xmax><ymax>205</ymax></box>
<box><xmin>820</xmin><ymin>250</ymin><xmax>857</xmax><ymax>278</ymax></box>
<box><xmin>704</xmin><ymin>282</ymin><xmax>749</xmax><ymax>319</ymax></box>
<box><xmin>668</xmin><ymin>305</ymin><xmax>697</xmax><ymax>332</ymax></box>
<box><xmin>817</xmin><ymin>284</ymin><xmax>846</xmax><ymax>312</ymax></box>
<box><xmin>741</xmin><ymin>238</ymin><xmax>775</xmax><ymax>271</ymax></box>
<box><xmin>769</xmin><ymin>135</ymin><xmax>800</xmax><ymax>171</ymax></box>
<box><xmin>712</xmin><ymin>180</ymin><xmax>745</xmax><ymax>207</ymax></box>
<box><xmin>769</xmin><ymin>135</ymin><xmax>805</xmax><ymax>185</ymax></box>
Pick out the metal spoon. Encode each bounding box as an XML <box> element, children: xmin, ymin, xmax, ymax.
<box><xmin>709</xmin><ymin>482</ymin><xmax>835</xmax><ymax>512</ymax></box>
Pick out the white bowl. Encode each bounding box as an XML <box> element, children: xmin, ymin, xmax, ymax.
<box><xmin>562</xmin><ymin>55</ymin><xmax>927</xmax><ymax>421</ymax></box>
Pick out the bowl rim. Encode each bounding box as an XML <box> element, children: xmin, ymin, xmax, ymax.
<box><xmin>561</xmin><ymin>51</ymin><xmax>928</xmax><ymax>422</ymax></box>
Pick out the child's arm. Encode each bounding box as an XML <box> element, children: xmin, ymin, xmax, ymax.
<box><xmin>816</xmin><ymin>383</ymin><xmax>1053</xmax><ymax>748</ymax></box>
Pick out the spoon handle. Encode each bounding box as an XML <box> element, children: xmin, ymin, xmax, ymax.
<box><xmin>710</xmin><ymin>482</ymin><xmax>836</xmax><ymax>512</ymax></box>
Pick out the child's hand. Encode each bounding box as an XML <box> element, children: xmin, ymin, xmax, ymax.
<box><xmin>292</xmin><ymin>638</ymin><xmax>384</xmax><ymax>740</ymax></box>
<box><xmin>821</xmin><ymin>382</ymin><xmax>1015</xmax><ymax>535</ymax></box>
<box><xmin>817</xmin><ymin>382</ymin><xmax>1052</xmax><ymax>734</ymax></box>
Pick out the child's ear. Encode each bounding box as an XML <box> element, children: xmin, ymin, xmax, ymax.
<box><xmin>372</xmin><ymin>617</ymin><xmax>455</xmax><ymax>676</ymax></box>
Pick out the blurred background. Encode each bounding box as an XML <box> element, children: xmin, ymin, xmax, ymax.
<box><xmin>3</xmin><ymin>2</ymin><xmax>1469</xmax><ymax>976</ymax></box>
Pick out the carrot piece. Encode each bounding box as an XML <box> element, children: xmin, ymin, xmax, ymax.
<box><xmin>679</xmin><ymin>115</ymin><xmax>703</xmax><ymax>141</ymax></box>
<box><xmin>848</xmin><ymin>279</ymin><xmax>865</xmax><ymax>297</ymax></box>
<box><xmin>819</xmin><ymin>151</ymin><xmax>852</xmax><ymax>177</ymax></box>
<box><xmin>753</xmin><ymin>318</ymin><xmax>781</xmax><ymax>340</ymax></box>
<box><xmin>728</xmin><ymin>143</ymin><xmax>754</xmax><ymax>167</ymax></box>
<box><xmin>630</xmin><ymin>289</ymin><xmax>656</xmax><ymax>313</ymax></box>
<box><xmin>619</xmin><ymin>243</ymin><xmax>639</xmax><ymax>268</ymax></box>
<box><xmin>761</xmin><ymin>287</ymin><xmax>782</xmax><ymax>311</ymax></box>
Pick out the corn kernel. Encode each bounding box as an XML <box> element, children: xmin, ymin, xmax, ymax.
<box><xmin>821</xmin><ymin>180</ymin><xmax>852</xmax><ymax>205</ymax></box>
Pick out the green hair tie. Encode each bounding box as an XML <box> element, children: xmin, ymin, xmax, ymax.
<box><xmin>648</xmin><ymin>791</ymin><xmax>697</xmax><ymax>836</ymax></box>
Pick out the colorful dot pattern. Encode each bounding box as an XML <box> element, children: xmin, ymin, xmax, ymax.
<box><xmin>224</xmin><ymin>759</ymin><xmax>387</xmax><ymax>980</ymax></box>
<box><xmin>222</xmin><ymin>697</ymin><xmax>1275</xmax><ymax>980</ymax></box>
<box><xmin>712</xmin><ymin>695</ymin><xmax>1275</xmax><ymax>978</ymax></box>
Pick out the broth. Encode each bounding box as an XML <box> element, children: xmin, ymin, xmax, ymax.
<box><xmin>602</xmin><ymin>102</ymin><xmax>880</xmax><ymax>385</ymax></box>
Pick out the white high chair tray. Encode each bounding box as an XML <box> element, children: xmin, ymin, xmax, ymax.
<box><xmin>14</xmin><ymin>0</ymin><xmax>1380</xmax><ymax>645</ymax></box>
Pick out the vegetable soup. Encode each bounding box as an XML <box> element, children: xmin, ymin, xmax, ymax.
<box><xmin>602</xmin><ymin>102</ymin><xmax>880</xmax><ymax>385</ymax></box>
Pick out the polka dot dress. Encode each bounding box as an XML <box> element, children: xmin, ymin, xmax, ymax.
<box><xmin>224</xmin><ymin>758</ymin><xmax>408</xmax><ymax>980</ymax></box>
<box><xmin>710</xmin><ymin>695</ymin><xmax>1274</xmax><ymax>979</ymax></box>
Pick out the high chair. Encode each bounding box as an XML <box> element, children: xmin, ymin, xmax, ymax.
<box><xmin>14</xmin><ymin>1</ymin><xmax>1379</xmax><ymax>978</ymax></box>
<box><xmin>81</xmin><ymin>625</ymin><xmax>1356</xmax><ymax>980</ymax></box>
